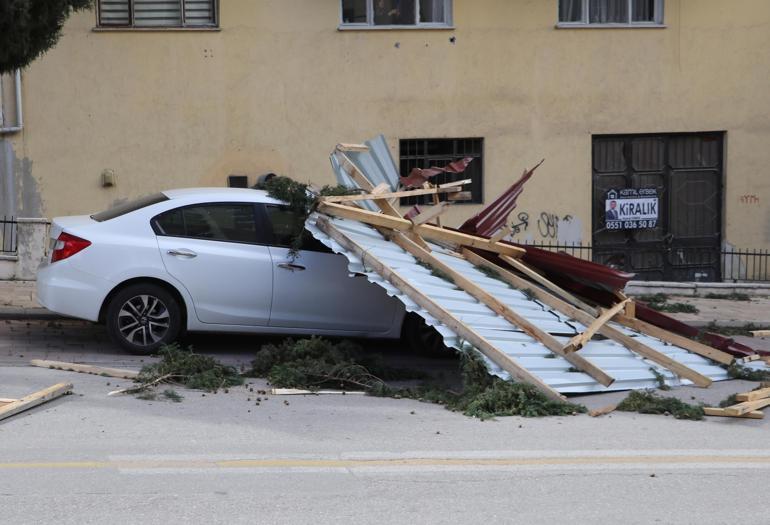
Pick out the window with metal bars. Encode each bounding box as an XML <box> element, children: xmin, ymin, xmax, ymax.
<box><xmin>97</xmin><ymin>0</ymin><xmax>218</xmax><ymax>28</ymax></box>
<box><xmin>399</xmin><ymin>138</ymin><xmax>483</xmax><ymax>206</ymax></box>
<box><xmin>558</xmin><ymin>0</ymin><xmax>663</xmax><ymax>26</ymax></box>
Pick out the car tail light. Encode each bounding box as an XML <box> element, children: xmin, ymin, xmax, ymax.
<box><xmin>51</xmin><ymin>233</ymin><xmax>91</xmax><ymax>263</ymax></box>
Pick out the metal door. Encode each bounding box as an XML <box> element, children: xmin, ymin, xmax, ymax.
<box><xmin>592</xmin><ymin>133</ymin><xmax>723</xmax><ymax>281</ymax></box>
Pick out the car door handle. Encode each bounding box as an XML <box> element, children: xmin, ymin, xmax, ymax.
<box><xmin>277</xmin><ymin>262</ymin><xmax>306</xmax><ymax>271</ymax></box>
<box><xmin>167</xmin><ymin>249</ymin><xmax>197</xmax><ymax>258</ymax></box>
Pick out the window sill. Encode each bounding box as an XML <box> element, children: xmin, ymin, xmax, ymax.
<box><xmin>555</xmin><ymin>23</ymin><xmax>666</xmax><ymax>29</ymax></box>
<box><xmin>337</xmin><ymin>25</ymin><xmax>455</xmax><ymax>32</ymax></box>
<box><xmin>92</xmin><ymin>27</ymin><xmax>221</xmax><ymax>33</ymax></box>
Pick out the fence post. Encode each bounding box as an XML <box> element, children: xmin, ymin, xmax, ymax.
<box><xmin>14</xmin><ymin>218</ymin><xmax>49</xmax><ymax>280</ymax></box>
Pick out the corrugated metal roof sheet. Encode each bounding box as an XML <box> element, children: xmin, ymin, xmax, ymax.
<box><xmin>307</xmin><ymin>215</ymin><xmax>736</xmax><ymax>394</ymax></box>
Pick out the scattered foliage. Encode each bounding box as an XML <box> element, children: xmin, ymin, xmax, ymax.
<box><xmin>703</xmin><ymin>292</ymin><xmax>751</xmax><ymax>302</ymax></box>
<box><xmin>247</xmin><ymin>337</ymin><xmax>424</xmax><ymax>391</ymax></box>
<box><xmin>260</xmin><ymin>176</ymin><xmax>355</xmax><ymax>260</ymax></box>
<box><xmin>374</xmin><ymin>350</ymin><xmax>586</xmax><ymax>420</ymax></box>
<box><xmin>136</xmin><ymin>343</ymin><xmax>244</xmax><ymax>393</ymax></box>
<box><xmin>637</xmin><ymin>293</ymin><xmax>699</xmax><ymax>314</ymax></box>
<box><xmin>162</xmin><ymin>389</ymin><xmax>184</xmax><ymax>402</ymax></box>
<box><xmin>718</xmin><ymin>393</ymin><xmax>739</xmax><ymax>408</ymax></box>
<box><xmin>616</xmin><ymin>390</ymin><xmax>704</xmax><ymax>420</ymax></box>
<box><xmin>649</xmin><ymin>367</ymin><xmax>671</xmax><ymax>390</ymax></box>
<box><xmin>0</xmin><ymin>0</ymin><xmax>93</xmax><ymax>74</ymax></box>
<box><xmin>704</xmin><ymin>322</ymin><xmax>770</xmax><ymax>337</ymax></box>
<box><xmin>246</xmin><ymin>338</ymin><xmax>584</xmax><ymax>420</ymax></box>
<box><xmin>727</xmin><ymin>363</ymin><xmax>770</xmax><ymax>382</ymax></box>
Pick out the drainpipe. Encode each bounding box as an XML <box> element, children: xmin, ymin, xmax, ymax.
<box><xmin>0</xmin><ymin>70</ymin><xmax>23</xmax><ymax>134</ymax></box>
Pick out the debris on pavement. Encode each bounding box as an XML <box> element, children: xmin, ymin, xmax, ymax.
<box><xmin>0</xmin><ymin>382</ymin><xmax>73</xmax><ymax>422</ymax></box>
<box><xmin>307</xmin><ymin>136</ymin><xmax>770</xmax><ymax>402</ymax></box>
<box><xmin>704</xmin><ymin>384</ymin><xmax>770</xmax><ymax>419</ymax></box>
<box><xmin>30</xmin><ymin>359</ymin><xmax>139</xmax><ymax>380</ymax></box>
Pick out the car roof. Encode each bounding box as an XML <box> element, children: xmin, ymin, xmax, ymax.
<box><xmin>161</xmin><ymin>187</ymin><xmax>284</xmax><ymax>204</ymax></box>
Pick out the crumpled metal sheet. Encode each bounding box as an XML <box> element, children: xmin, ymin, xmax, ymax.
<box><xmin>306</xmin><ymin>214</ymin><xmax>735</xmax><ymax>394</ymax></box>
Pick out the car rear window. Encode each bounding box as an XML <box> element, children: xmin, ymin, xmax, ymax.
<box><xmin>91</xmin><ymin>193</ymin><xmax>169</xmax><ymax>222</ymax></box>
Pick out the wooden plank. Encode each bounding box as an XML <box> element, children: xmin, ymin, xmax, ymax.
<box><xmin>0</xmin><ymin>398</ymin><xmax>18</xmax><ymax>403</ymax></box>
<box><xmin>615</xmin><ymin>316</ymin><xmax>734</xmax><ymax>366</ymax></box>
<box><xmin>563</xmin><ymin>300</ymin><xmax>630</xmax><ymax>354</ymax></box>
<box><xmin>589</xmin><ymin>403</ymin><xmax>618</xmax><ymax>417</ymax></box>
<box><xmin>741</xmin><ymin>355</ymin><xmax>762</xmax><ymax>363</ymax></box>
<box><xmin>499</xmin><ymin>254</ymin><xmax>600</xmax><ymax>316</ymax></box>
<box><xmin>317</xmin><ymin>201</ymin><xmax>526</xmax><ymax>258</ymax></box>
<box><xmin>438</xmin><ymin>178</ymin><xmax>472</xmax><ymax>189</ymax></box>
<box><xmin>334</xmin><ymin>151</ymin><xmax>431</xmax><ymax>250</ymax></box>
<box><xmin>704</xmin><ymin>407</ymin><xmax>764</xmax><ymax>419</ymax></box>
<box><xmin>336</xmin><ymin>143</ymin><xmax>369</xmax><ymax>152</ymax></box>
<box><xmin>409</xmin><ymin>202</ymin><xmax>451</xmax><ymax>227</ymax></box>
<box><xmin>750</xmin><ymin>330</ymin><xmax>770</xmax><ymax>338</ymax></box>
<box><xmin>447</xmin><ymin>191</ymin><xmax>473</xmax><ymax>201</ymax></box>
<box><xmin>723</xmin><ymin>398</ymin><xmax>770</xmax><ymax>416</ymax></box>
<box><xmin>0</xmin><ymin>383</ymin><xmax>73</xmax><ymax>422</ymax></box>
<box><xmin>315</xmin><ymin>217</ymin><xmax>567</xmax><ymax>402</ymax></box>
<box><xmin>271</xmin><ymin>388</ymin><xmax>366</xmax><ymax>396</ymax></box>
<box><xmin>322</xmin><ymin>186</ymin><xmax>461</xmax><ymax>203</ymax></box>
<box><xmin>462</xmin><ymin>250</ymin><xmax>713</xmax><ymax>388</ymax></box>
<box><xmin>736</xmin><ymin>387</ymin><xmax>770</xmax><ymax>402</ymax></box>
<box><xmin>490</xmin><ymin>223</ymin><xmax>512</xmax><ymax>243</ymax></box>
<box><xmin>389</xmin><ymin>232</ymin><xmax>614</xmax><ymax>387</ymax></box>
<box><xmin>624</xmin><ymin>300</ymin><xmax>636</xmax><ymax>318</ymax></box>
<box><xmin>30</xmin><ymin>359</ymin><xmax>139</xmax><ymax>380</ymax></box>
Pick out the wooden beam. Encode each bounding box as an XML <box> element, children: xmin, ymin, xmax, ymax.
<box><xmin>333</xmin><ymin>150</ymin><xmax>431</xmax><ymax>250</ymax></box>
<box><xmin>409</xmin><ymin>202</ymin><xmax>451</xmax><ymax>227</ymax></box>
<box><xmin>315</xmin><ymin>216</ymin><xmax>566</xmax><ymax>402</ymax></box>
<box><xmin>614</xmin><ymin>316</ymin><xmax>734</xmax><ymax>366</ymax></box>
<box><xmin>750</xmin><ymin>330</ymin><xmax>770</xmax><ymax>338</ymax></box>
<box><xmin>438</xmin><ymin>178</ymin><xmax>472</xmax><ymax>189</ymax></box>
<box><xmin>0</xmin><ymin>383</ymin><xmax>72</xmax><ymax>422</ymax></box>
<box><xmin>490</xmin><ymin>224</ymin><xmax>512</xmax><ymax>243</ymax></box>
<box><xmin>317</xmin><ymin>201</ymin><xmax>526</xmax><ymax>258</ymax></box>
<box><xmin>563</xmin><ymin>300</ymin><xmax>630</xmax><ymax>354</ymax></box>
<box><xmin>736</xmin><ymin>387</ymin><xmax>770</xmax><ymax>402</ymax></box>
<box><xmin>271</xmin><ymin>388</ymin><xmax>366</xmax><ymax>396</ymax></box>
<box><xmin>589</xmin><ymin>403</ymin><xmax>618</xmax><ymax>417</ymax></box>
<box><xmin>462</xmin><ymin>249</ymin><xmax>713</xmax><ymax>388</ymax></box>
<box><xmin>336</xmin><ymin>143</ymin><xmax>369</xmax><ymax>152</ymax></box>
<box><xmin>723</xmin><ymin>398</ymin><xmax>770</xmax><ymax>417</ymax></box>
<box><xmin>322</xmin><ymin>186</ymin><xmax>461</xmax><ymax>203</ymax></box>
<box><xmin>499</xmin><ymin>254</ymin><xmax>600</xmax><ymax>316</ymax></box>
<box><xmin>30</xmin><ymin>359</ymin><xmax>139</xmax><ymax>380</ymax></box>
<box><xmin>388</xmin><ymin>232</ymin><xmax>614</xmax><ymax>387</ymax></box>
<box><xmin>704</xmin><ymin>407</ymin><xmax>764</xmax><ymax>419</ymax></box>
<box><xmin>447</xmin><ymin>191</ymin><xmax>473</xmax><ymax>201</ymax></box>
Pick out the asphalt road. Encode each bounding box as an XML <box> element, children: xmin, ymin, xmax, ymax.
<box><xmin>1</xmin><ymin>320</ymin><xmax>769</xmax><ymax>524</ymax></box>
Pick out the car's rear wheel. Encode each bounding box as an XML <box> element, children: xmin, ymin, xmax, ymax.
<box><xmin>402</xmin><ymin>312</ymin><xmax>451</xmax><ymax>356</ymax></box>
<box><xmin>106</xmin><ymin>283</ymin><xmax>181</xmax><ymax>354</ymax></box>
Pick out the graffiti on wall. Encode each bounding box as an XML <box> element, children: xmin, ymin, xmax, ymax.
<box><xmin>739</xmin><ymin>195</ymin><xmax>760</xmax><ymax>205</ymax></box>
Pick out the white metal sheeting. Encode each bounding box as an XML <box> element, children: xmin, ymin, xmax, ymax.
<box><xmin>307</xmin><ymin>215</ymin><xmax>735</xmax><ymax>394</ymax></box>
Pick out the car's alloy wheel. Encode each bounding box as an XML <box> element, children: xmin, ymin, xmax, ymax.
<box><xmin>117</xmin><ymin>294</ymin><xmax>171</xmax><ymax>347</ymax></box>
<box><xmin>106</xmin><ymin>283</ymin><xmax>181</xmax><ymax>354</ymax></box>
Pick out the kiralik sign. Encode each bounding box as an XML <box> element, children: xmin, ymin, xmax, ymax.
<box><xmin>605</xmin><ymin>188</ymin><xmax>659</xmax><ymax>230</ymax></box>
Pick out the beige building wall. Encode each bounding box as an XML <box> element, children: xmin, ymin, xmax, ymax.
<box><xmin>4</xmin><ymin>0</ymin><xmax>770</xmax><ymax>251</ymax></box>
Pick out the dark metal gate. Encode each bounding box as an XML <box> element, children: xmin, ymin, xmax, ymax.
<box><xmin>592</xmin><ymin>132</ymin><xmax>724</xmax><ymax>281</ymax></box>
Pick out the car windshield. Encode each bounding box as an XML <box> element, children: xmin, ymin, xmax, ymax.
<box><xmin>91</xmin><ymin>193</ymin><xmax>169</xmax><ymax>222</ymax></box>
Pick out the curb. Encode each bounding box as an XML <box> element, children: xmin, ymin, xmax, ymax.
<box><xmin>0</xmin><ymin>307</ymin><xmax>70</xmax><ymax>321</ymax></box>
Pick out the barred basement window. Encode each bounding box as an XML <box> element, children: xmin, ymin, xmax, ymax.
<box><xmin>558</xmin><ymin>0</ymin><xmax>664</xmax><ymax>26</ymax></box>
<box><xmin>341</xmin><ymin>0</ymin><xmax>452</xmax><ymax>28</ymax></box>
<box><xmin>399</xmin><ymin>138</ymin><xmax>483</xmax><ymax>206</ymax></box>
<box><xmin>97</xmin><ymin>0</ymin><xmax>218</xmax><ymax>28</ymax></box>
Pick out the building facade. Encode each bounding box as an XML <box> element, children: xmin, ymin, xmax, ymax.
<box><xmin>1</xmin><ymin>0</ymin><xmax>769</xmax><ymax>281</ymax></box>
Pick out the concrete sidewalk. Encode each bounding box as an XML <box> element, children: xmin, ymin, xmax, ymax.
<box><xmin>2</xmin><ymin>279</ymin><xmax>769</xmax><ymax>326</ymax></box>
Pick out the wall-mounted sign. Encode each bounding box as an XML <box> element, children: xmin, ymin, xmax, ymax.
<box><xmin>605</xmin><ymin>188</ymin><xmax>659</xmax><ymax>230</ymax></box>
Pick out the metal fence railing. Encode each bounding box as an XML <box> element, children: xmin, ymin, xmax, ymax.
<box><xmin>516</xmin><ymin>241</ymin><xmax>770</xmax><ymax>283</ymax></box>
<box><xmin>722</xmin><ymin>248</ymin><xmax>770</xmax><ymax>282</ymax></box>
<box><xmin>517</xmin><ymin>241</ymin><xmax>594</xmax><ymax>261</ymax></box>
<box><xmin>1</xmin><ymin>216</ymin><xmax>17</xmax><ymax>254</ymax></box>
